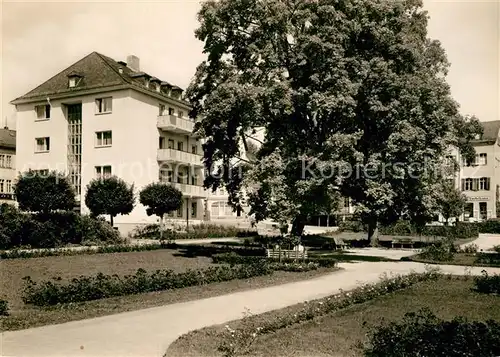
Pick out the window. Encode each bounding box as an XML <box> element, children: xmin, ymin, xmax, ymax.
<box><xmin>177</xmin><ymin>141</ymin><xmax>184</xmax><ymax>151</ymax></box>
<box><xmin>5</xmin><ymin>155</ymin><xmax>12</xmax><ymax>168</ymax></box>
<box><xmin>178</xmin><ymin>111</ymin><xmax>184</xmax><ymax>118</ymax></box>
<box><xmin>0</xmin><ymin>155</ymin><xmax>3</xmax><ymax>167</ymax></box>
<box><xmin>155</xmin><ymin>83</ymin><xmax>161</xmax><ymax>92</ymax></box>
<box><xmin>479</xmin><ymin>202</ymin><xmax>487</xmax><ymax>220</ymax></box>
<box><xmin>96</xmin><ymin>131</ymin><xmax>112</xmax><ymax>147</ymax></box>
<box><xmin>159</xmin><ymin>104</ymin><xmax>166</xmax><ymax>116</ymax></box>
<box><xmin>479</xmin><ymin>177</ymin><xmax>491</xmax><ymax>191</ymax></box>
<box><xmin>191</xmin><ymin>175</ymin><xmax>197</xmax><ymax>186</ymax></box>
<box><xmin>159</xmin><ymin>137</ymin><xmax>165</xmax><ymax>149</ymax></box>
<box><xmin>168</xmin><ymin>139</ymin><xmax>174</xmax><ymax>149</ymax></box>
<box><xmin>191</xmin><ymin>202</ymin><xmax>197</xmax><ymax>218</ymax></box>
<box><xmin>35</xmin><ymin>137</ymin><xmax>50</xmax><ymax>152</ymax></box>
<box><xmin>168</xmin><ymin>107</ymin><xmax>175</xmax><ymax>115</ymax></box>
<box><xmin>35</xmin><ymin>104</ymin><xmax>50</xmax><ymax>120</ymax></box>
<box><xmin>464</xmin><ymin>203</ymin><xmax>474</xmax><ymax>218</ymax></box>
<box><xmin>0</xmin><ymin>179</ymin><xmax>3</xmax><ymax>193</ymax></box>
<box><xmin>177</xmin><ymin>173</ymin><xmax>183</xmax><ymax>184</ymax></box>
<box><xmin>177</xmin><ymin>201</ymin><xmax>183</xmax><ymax>217</ymax></box>
<box><xmin>95</xmin><ymin>97</ymin><xmax>112</xmax><ymax>114</ymax></box>
<box><xmin>191</xmin><ymin>145</ymin><xmax>197</xmax><ymax>155</ymax></box>
<box><xmin>95</xmin><ymin>165</ymin><xmax>112</xmax><ymax>179</ymax></box>
<box><xmin>5</xmin><ymin>180</ymin><xmax>12</xmax><ymax>194</ymax></box>
<box><xmin>69</xmin><ymin>77</ymin><xmax>77</xmax><ymax>88</ymax></box>
<box><xmin>478</xmin><ymin>153</ymin><xmax>487</xmax><ymax>165</ymax></box>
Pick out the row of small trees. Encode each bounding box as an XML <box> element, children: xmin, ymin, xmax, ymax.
<box><xmin>14</xmin><ymin>170</ymin><xmax>184</xmax><ymax>238</ymax></box>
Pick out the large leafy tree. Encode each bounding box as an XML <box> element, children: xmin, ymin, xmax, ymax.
<box><xmin>139</xmin><ymin>183</ymin><xmax>183</xmax><ymax>240</ymax></box>
<box><xmin>435</xmin><ymin>179</ymin><xmax>467</xmax><ymax>225</ymax></box>
<box><xmin>188</xmin><ymin>0</ymin><xmax>481</xmax><ymax>243</ymax></box>
<box><xmin>14</xmin><ymin>170</ymin><xmax>76</xmax><ymax>214</ymax></box>
<box><xmin>85</xmin><ymin>176</ymin><xmax>135</xmax><ymax>226</ymax></box>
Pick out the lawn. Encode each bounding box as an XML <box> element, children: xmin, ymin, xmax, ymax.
<box><xmin>407</xmin><ymin>252</ymin><xmax>500</xmax><ymax>267</ymax></box>
<box><xmin>0</xmin><ymin>248</ymin><xmax>339</xmax><ymax>331</ymax></box>
<box><xmin>166</xmin><ymin>276</ymin><xmax>500</xmax><ymax>357</ymax></box>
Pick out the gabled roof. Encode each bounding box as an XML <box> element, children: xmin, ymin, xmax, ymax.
<box><xmin>473</xmin><ymin>120</ymin><xmax>500</xmax><ymax>146</ymax></box>
<box><xmin>0</xmin><ymin>128</ymin><xmax>16</xmax><ymax>149</ymax></box>
<box><xmin>11</xmin><ymin>52</ymin><xmax>188</xmax><ymax>106</ymax></box>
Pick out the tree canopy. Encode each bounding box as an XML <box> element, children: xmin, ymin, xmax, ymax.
<box><xmin>85</xmin><ymin>176</ymin><xmax>135</xmax><ymax>226</ymax></box>
<box><xmin>14</xmin><ymin>170</ymin><xmax>76</xmax><ymax>214</ymax></box>
<box><xmin>188</xmin><ymin>0</ymin><xmax>482</xmax><ymax>240</ymax></box>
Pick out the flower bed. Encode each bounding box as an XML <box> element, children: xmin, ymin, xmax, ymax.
<box><xmin>21</xmin><ymin>263</ymin><xmax>273</xmax><ymax>306</ymax></box>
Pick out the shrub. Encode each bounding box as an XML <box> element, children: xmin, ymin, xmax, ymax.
<box><xmin>493</xmin><ymin>245</ymin><xmax>500</xmax><ymax>253</ymax></box>
<box><xmin>364</xmin><ymin>308</ymin><xmax>500</xmax><ymax>357</ymax></box>
<box><xmin>380</xmin><ymin>221</ymin><xmax>478</xmax><ymax>239</ymax></box>
<box><xmin>457</xmin><ymin>243</ymin><xmax>478</xmax><ymax>254</ymax></box>
<box><xmin>419</xmin><ymin>242</ymin><xmax>454</xmax><ymax>261</ymax></box>
<box><xmin>474</xmin><ymin>253</ymin><xmax>500</xmax><ymax>266</ymax></box>
<box><xmin>473</xmin><ymin>270</ymin><xmax>500</xmax><ymax>294</ymax></box>
<box><xmin>338</xmin><ymin>220</ymin><xmax>366</xmax><ymax>233</ymax></box>
<box><xmin>0</xmin><ymin>205</ymin><xmax>122</xmax><ymax>249</ymax></box>
<box><xmin>22</xmin><ymin>263</ymin><xmax>274</xmax><ymax>306</ymax></box>
<box><xmin>131</xmin><ymin>223</ymin><xmax>257</xmax><ymax>240</ymax></box>
<box><xmin>0</xmin><ymin>299</ymin><xmax>8</xmax><ymax>316</ymax></box>
<box><xmin>379</xmin><ymin>220</ymin><xmax>416</xmax><ymax>236</ymax></box>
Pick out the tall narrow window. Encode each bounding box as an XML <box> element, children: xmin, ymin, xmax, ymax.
<box><xmin>159</xmin><ymin>137</ymin><xmax>165</xmax><ymax>149</ymax></box>
<box><xmin>0</xmin><ymin>155</ymin><xmax>4</xmax><ymax>167</ymax></box>
<box><xmin>168</xmin><ymin>139</ymin><xmax>174</xmax><ymax>149</ymax></box>
<box><xmin>35</xmin><ymin>137</ymin><xmax>50</xmax><ymax>152</ymax></box>
<box><xmin>191</xmin><ymin>145</ymin><xmax>197</xmax><ymax>154</ymax></box>
<box><xmin>96</xmin><ymin>131</ymin><xmax>112</xmax><ymax>147</ymax></box>
<box><xmin>479</xmin><ymin>202</ymin><xmax>487</xmax><ymax>220</ymax></box>
<box><xmin>0</xmin><ymin>179</ymin><xmax>4</xmax><ymax>193</ymax></box>
<box><xmin>191</xmin><ymin>202</ymin><xmax>197</xmax><ymax>218</ymax></box>
<box><xmin>177</xmin><ymin>201</ymin><xmax>183</xmax><ymax>217</ymax></box>
<box><xmin>478</xmin><ymin>153</ymin><xmax>487</xmax><ymax>165</ymax></box>
<box><xmin>95</xmin><ymin>97</ymin><xmax>112</xmax><ymax>114</ymax></box>
<box><xmin>479</xmin><ymin>177</ymin><xmax>491</xmax><ymax>191</ymax></box>
<box><xmin>159</xmin><ymin>104</ymin><xmax>166</xmax><ymax>116</ymax></box>
<box><xmin>177</xmin><ymin>141</ymin><xmax>184</xmax><ymax>151</ymax></box>
<box><xmin>6</xmin><ymin>180</ymin><xmax>12</xmax><ymax>193</ymax></box>
<box><xmin>178</xmin><ymin>111</ymin><xmax>184</xmax><ymax>118</ymax></box>
<box><xmin>35</xmin><ymin>104</ymin><xmax>51</xmax><ymax>120</ymax></box>
<box><xmin>168</xmin><ymin>107</ymin><xmax>175</xmax><ymax>115</ymax></box>
<box><xmin>5</xmin><ymin>155</ymin><xmax>12</xmax><ymax>168</ymax></box>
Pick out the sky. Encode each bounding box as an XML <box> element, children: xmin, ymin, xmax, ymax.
<box><xmin>1</xmin><ymin>0</ymin><xmax>499</xmax><ymax>130</ymax></box>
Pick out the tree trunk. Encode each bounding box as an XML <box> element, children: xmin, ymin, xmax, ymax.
<box><xmin>367</xmin><ymin>218</ymin><xmax>379</xmax><ymax>247</ymax></box>
<box><xmin>110</xmin><ymin>215</ymin><xmax>114</xmax><ymax>227</ymax></box>
<box><xmin>291</xmin><ymin>215</ymin><xmax>306</xmax><ymax>238</ymax></box>
<box><xmin>159</xmin><ymin>214</ymin><xmax>165</xmax><ymax>242</ymax></box>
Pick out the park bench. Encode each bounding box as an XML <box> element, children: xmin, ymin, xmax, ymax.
<box><xmin>266</xmin><ymin>247</ymin><xmax>308</xmax><ymax>259</ymax></box>
<box><xmin>391</xmin><ymin>237</ymin><xmax>414</xmax><ymax>249</ymax></box>
<box><xmin>333</xmin><ymin>236</ymin><xmax>350</xmax><ymax>250</ymax></box>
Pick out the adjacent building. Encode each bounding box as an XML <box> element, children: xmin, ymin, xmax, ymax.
<box><xmin>11</xmin><ymin>52</ymin><xmax>208</xmax><ymax>233</ymax></box>
<box><xmin>0</xmin><ymin>127</ymin><xmax>16</xmax><ymax>204</ymax></box>
<box><xmin>454</xmin><ymin>120</ymin><xmax>500</xmax><ymax>221</ymax></box>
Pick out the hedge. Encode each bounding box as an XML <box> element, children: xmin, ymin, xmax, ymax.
<box><xmin>364</xmin><ymin>308</ymin><xmax>500</xmax><ymax>357</ymax></box>
<box><xmin>211</xmin><ymin>252</ymin><xmax>338</xmax><ymax>268</ymax></box>
<box><xmin>475</xmin><ymin>253</ymin><xmax>500</xmax><ymax>266</ymax></box>
<box><xmin>22</xmin><ymin>263</ymin><xmax>273</xmax><ymax>306</ymax></box>
<box><xmin>131</xmin><ymin>223</ymin><xmax>257</xmax><ymax>240</ymax></box>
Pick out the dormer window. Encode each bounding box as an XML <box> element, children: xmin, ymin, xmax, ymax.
<box><xmin>67</xmin><ymin>72</ymin><xmax>83</xmax><ymax>88</ymax></box>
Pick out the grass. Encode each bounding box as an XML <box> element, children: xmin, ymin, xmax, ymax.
<box><xmin>166</xmin><ymin>276</ymin><xmax>500</xmax><ymax>357</ymax></box>
<box><xmin>0</xmin><ymin>248</ymin><xmax>339</xmax><ymax>331</ymax></box>
<box><xmin>407</xmin><ymin>252</ymin><xmax>500</xmax><ymax>267</ymax></box>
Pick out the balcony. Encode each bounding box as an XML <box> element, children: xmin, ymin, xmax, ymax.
<box><xmin>157</xmin><ymin>149</ymin><xmax>203</xmax><ymax>167</ymax></box>
<box><xmin>157</xmin><ymin>115</ymin><xmax>196</xmax><ymax>134</ymax></box>
<box><xmin>159</xmin><ymin>181</ymin><xmax>207</xmax><ymax>198</ymax></box>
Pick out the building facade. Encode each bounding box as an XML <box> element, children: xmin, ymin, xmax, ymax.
<box><xmin>0</xmin><ymin>127</ymin><xmax>16</xmax><ymax>204</ymax></box>
<box><xmin>451</xmin><ymin>120</ymin><xmax>500</xmax><ymax>221</ymax></box>
<box><xmin>11</xmin><ymin>52</ymin><xmax>207</xmax><ymax>233</ymax></box>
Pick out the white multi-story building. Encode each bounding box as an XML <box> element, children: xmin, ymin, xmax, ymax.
<box><xmin>11</xmin><ymin>52</ymin><xmax>208</xmax><ymax>233</ymax></box>
<box><xmin>449</xmin><ymin>120</ymin><xmax>500</xmax><ymax>221</ymax></box>
<box><xmin>0</xmin><ymin>127</ymin><xmax>16</xmax><ymax>204</ymax></box>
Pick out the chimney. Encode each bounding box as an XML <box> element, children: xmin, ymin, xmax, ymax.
<box><xmin>126</xmin><ymin>55</ymin><xmax>140</xmax><ymax>72</ymax></box>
